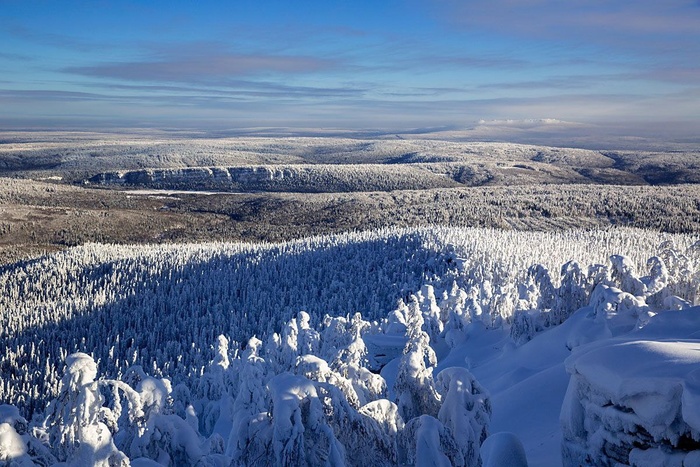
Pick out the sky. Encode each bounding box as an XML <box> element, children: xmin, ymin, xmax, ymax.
<box><xmin>1</xmin><ymin>0</ymin><xmax>699</xmax><ymax>139</ymax></box>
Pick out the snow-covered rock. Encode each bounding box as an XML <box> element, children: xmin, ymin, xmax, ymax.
<box><xmin>561</xmin><ymin>308</ymin><xmax>700</xmax><ymax>466</ymax></box>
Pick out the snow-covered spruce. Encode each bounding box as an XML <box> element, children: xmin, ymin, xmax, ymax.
<box><xmin>3</xmin><ymin>297</ymin><xmax>493</xmax><ymax>466</ymax></box>
<box><xmin>1</xmin><ymin>227</ymin><xmax>700</xmax><ymax>465</ymax></box>
<box><xmin>6</xmin><ymin>273</ymin><xmax>699</xmax><ymax>465</ymax></box>
<box><xmin>2</xmin><ymin>227</ymin><xmax>698</xmax><ymax>417</ymax></box>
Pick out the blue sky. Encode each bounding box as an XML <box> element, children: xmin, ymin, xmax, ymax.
<box><xmin>1</xmin><ymin>0</ymin><xmax>699</xmax><ymax>137</ymax></box>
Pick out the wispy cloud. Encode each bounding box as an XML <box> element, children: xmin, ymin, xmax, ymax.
<box><xmin>1</xmin><ymin>86</ymin><xmax>697</xmax><ymax>140</ymax></box>
<box><xmin>65</xmin><ymin>53</ymin><xmax>338</xmax><ymax>84</ymax></box>
<box><xmin>0</xmin><ymin>51</ymin><xmax>33</xmax><ymax>61</ymax></box>
<box><xmin>0</xmin><ymin>80</ymin><xmax>366</xmax><ymax>110</ymax></box>
<box><xmin>639</xmin><ymin>67</ymin><xmax>700</xmax><ymax>85</ymax></box>
<box><xmin>86</xmin><ymin>80</ymin><xmax>366</xmax><ymax>99</ymax></box>
<box><xmin>433</xmin><ymin>0</ymin><xmax>700</xmax><ymax>55</ymax></box>
<box><xmin>385</xmin><ymin>53</ymin><xmax>530</xmax><ymax>71</ymax></box>
<box><xmin>0</xmin><ymin>89</ymin><xmax>119</xmax><ymax>102</ymax></box>
<box><xmin>476</xmin><ymin>77</ymin><xmax>593</xmax><ymax>91</ymax></box>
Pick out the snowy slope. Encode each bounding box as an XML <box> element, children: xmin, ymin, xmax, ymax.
<box><xmin>437</xmin><ymin>305</ymin><xmax>700</xmax><ymax>466</ymax></box>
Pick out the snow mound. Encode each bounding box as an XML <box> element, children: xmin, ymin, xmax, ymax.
<box><xmin>561</xmin><ymin>308</ymin><xmax>700</xmax><ymax>466</ymax></box>
<box><xmin>0</xmin><ymin>422</ymin><xmax>26</xmax><ymax>464</ymax></box>
<box><xmin>481</xmin><ymin>432</ymin><xmax>529</xmax><ymax>467</ymax></box>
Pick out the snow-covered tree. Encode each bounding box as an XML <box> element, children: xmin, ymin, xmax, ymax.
<box><xmin>436</xmin><ymin>367</ymin><xmax>491</xmax><ymax>465</ymax></box>
<box><xmin>555</xmin><ymin>260</ymin><xmax>589</xmax><ymax>324</ymax></box>
<box><xmin>42</xmin><ymin>353</ymin><xmax>129</xmax><ymax>466</ymax></box>
<box><xmin>194</xmin><ymin>334</ymin><xmax>235</xmax><ymax>436</ymax></box>
<box><xmin>228</xmin><ymin>337</ymin><xmax>270</xmax><ymax>465</ymax></box>
<box><xmin>518</xmin><ymin>264</ymin><xmax>555</xmax><ymax>312</ymax></box>
<box><xmin>609</xmin><ymin>255</ymin><xmax>647</xmax><ymax>297</ymax></box>
<box><xmin>397</xmin><ymin>415</ymin><xmax>465</xmax><ymax>466</ymax></box>
<box><xmin>268</xmin><ymin>373</ymin><xmax>345</xmax><ymax>466</ymax></box>
<box><xmin>329</xmin><ymin>334</ymin><xmax>386</xmax><ymax>405</ymax></box>
<box><xmin>0</xmin><ymin>404</ymin><xmax>56</xmax><ymax>466</ymax></box>
<box><xmin>394</xmin><ymin>298</ymin><xmax>441</xmax><ymax>421</ymax></box>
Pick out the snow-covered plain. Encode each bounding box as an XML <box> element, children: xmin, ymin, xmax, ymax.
<box><xmin>1</xmin><ymin>226</ymin><xmax>700</xmax><ymax>465</ymax></box>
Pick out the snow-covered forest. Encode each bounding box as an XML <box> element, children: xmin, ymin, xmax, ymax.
<box><xmin>3</xmin><ymin>133</ymin><xmax>700</xmax><ymax>268</ymax></box>
<box><xmin>3</xmin><ymin>132</ymin><xmax>699</xmax><ymax>187</ymax></box>
<box><xmin>2</xmin><ymin>226</ymin><xmax>700</xmax><ymax>465</ymax></box>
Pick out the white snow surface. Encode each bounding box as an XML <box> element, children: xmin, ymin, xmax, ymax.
<box><xmin>560</xmin><ymin>308</ymin><xmax>700</xmax><ymax>466</ymax></box>
<box><xmin>481</xmin><ymin>432</ymin><xmax>528</xmax><ymax>467</ymax></box>
<box><xmin>0</xmin><ymin>423</ymin><xmax>26</xmax><ymax>463</ymax></box>
<box><xmin>436</xmin><ymin>305</ymin><xmax>700</xmax><ymax>465</ymax></box>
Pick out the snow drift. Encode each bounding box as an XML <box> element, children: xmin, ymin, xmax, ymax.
<box><xmin>561</xmin><ymin>308</ymin><xmax>700</xmax><ymax>466</ymax></box>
